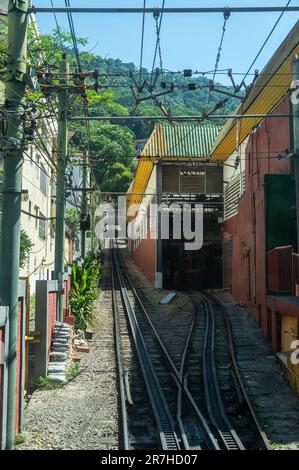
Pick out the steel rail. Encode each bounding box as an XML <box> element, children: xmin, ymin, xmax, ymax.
<box><xmin>30</xmin><ymin>7</ymin><xmax>299</xmax><ymax>14</ymax></box>
<box><xmin>214</xmin><ymin>296</ymin><xmax>272</xmax><ymax>450</ymax></box>
<box><xmin>110</xmin><ymin>249</ymin><xmax>130</xmax><ymax>450</ymax></box>
<box><xmin>199</xmin><ymin>292</ymin><xmax>245</xmax><ymax>450</ymax></box>
<box><xmin>113</xmin><ymin>248</ymin><xmax>180</xmax><ymax>450</ymax></box>
<box><xmin>177</xmin><ymin>296</ymin><xmax>220</xmax><ymax>450</ymax></box>
<box><xmin>116</xmin><ymin>248</ymin><xmax>219</xmax><ymax>450</ymax></box>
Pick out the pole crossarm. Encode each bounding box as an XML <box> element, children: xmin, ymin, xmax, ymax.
<box><xmin>29</xmin><ymin>7</ymin><xmax>299</xmax><ymax>14</ymax></box>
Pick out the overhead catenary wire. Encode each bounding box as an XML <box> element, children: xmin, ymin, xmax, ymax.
<box><xmin>139</xmin><ymin>0</ymin><xmax>147</xmax><ymax>88</ymax></box>
<box><xmin>209</xmin><ymin>9</ymin><xmax>230</xmax><ymax>103</ymax></box>
<box><xmin>29</xmin><ymin>6</ymin><xmax>299</xmax><ymax>14</ymax></box>
<box><xmin>150</xmin><ymin>0</ymin><xmax>166</xmax><ymax>86</ymax></box>
<box><xmin>241</xmin><ymin>0</ymin><xmax>292</xmax><ymax>86</ymax></box>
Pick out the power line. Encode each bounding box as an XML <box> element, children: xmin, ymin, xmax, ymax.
<box><xmin>29</xmin><ymin>6</ymin><xmax>299</xmax><ymax>14</ymax></box>
<box><xmin>139</xmin><ymin>0</ymin><xmax>147</xmax><ymax>87</ymax></box>
<box><xmin>150</xmin><ymin>0</ymin><xmax>166</xmax><ymax>85</ymax></box>
<box><xmin>209</xmin><ymin>9</ymin><xmax>230</xmax><ymax>103</ymax></box>
<box><xmin>241</xmin><ymin>0</ymin><xmax>292</xmax><ymax>85</ymax></box>
<box><xmin>69</xmin><ymin>112</ymin><xmax>292</xmax><ymax>122</ymax></box>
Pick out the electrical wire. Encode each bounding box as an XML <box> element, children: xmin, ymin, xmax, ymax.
<box><xmin>241</xmin><ymin>0</ymin><xmax>292</xmax><ymax>86</ymax></box>
<box><xmin>139</xmin><ymin>0</ymin><xmax>147</xmax><ymax>87</ymax></box>
<box><xmin>209</xmin><ymin>10</ymin><xmax>230</xmax><ymax>103</ymax></box>
<box><xmin>150</xmin><ymin>0</ymin><xmax>166</xmax><ymax>86</ymax></box>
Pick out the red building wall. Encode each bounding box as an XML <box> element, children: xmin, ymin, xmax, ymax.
<box><xmin>0</xmin><ymin>325</ymin><xmax>4</xmax><ymax>445</ymax></box>
<box><xmin>225</xmin><ymin>96</ymin><xmax>292</xmax><ymax>341</ymax></box>
<box><xmin>48</xmin><ymin>292</ymin><xmax>57</xmax><ymax>358</ymax></box>
<box><xmin>14</xmin><ymin>299</ymin><xmax>23</xmax><ymax>434</ymax></box>
<box><xmin>131</xmin><ymin>227</ymin><xmax>156</xmax><ymax>284</ymax></box>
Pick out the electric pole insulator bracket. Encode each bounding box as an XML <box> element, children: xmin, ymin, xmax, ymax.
<box><xmin>8</xmin><ymin>0</ymin><xmax>28</xmax><ymax>14</ymax></box>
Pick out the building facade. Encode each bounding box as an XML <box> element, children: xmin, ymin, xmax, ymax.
<box><xmin>127</xmin><ymin>124</ymin><xmax>223</xmax><ymax>289</ymax></box>
<box><xmin>211</xmin><ymin>21</ymin><xmax>299</xmax><ymax>390</ymax></box>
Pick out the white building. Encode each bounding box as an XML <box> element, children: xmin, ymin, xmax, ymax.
<box><xmin>0</xmin><ymin>9</ymin><xmax>59</xmax><ymax>292</ymax></box>
<box><xmin>19</xmin><ymin>131</ymin><xmax>57</xmax><ymax>290</ymax></box>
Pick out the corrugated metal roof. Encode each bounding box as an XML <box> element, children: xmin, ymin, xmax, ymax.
<box><xmin>210</xmin><ymin>20</ymin><xmax>299</xmax><ymax>162</ymax></box>
<box><xmin>127</xmin><ymin>124</ymin><xmax>221</xmax><ymax>210</ymax></box>
<box><xmin>142</xmin><ymin>124</ymin><xmax>222</xmax><ymax>158</ymax></box>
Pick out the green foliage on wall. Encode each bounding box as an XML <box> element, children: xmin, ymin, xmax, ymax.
<box><xmin>20</xmin><ymin>229</ymin><xmax>34</xmax><ymax>269</ymax></box>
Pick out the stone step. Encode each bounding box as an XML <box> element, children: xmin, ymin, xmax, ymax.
<box><xmin>48</xmin><ymin>362</ymin><xmax>67</xmax><ymax>374</ymax></box>
<box><xmin>50</xmin><ymin>352</ymin><xmax>68</xmax><ymax>362</ymax></box>
<box><xmin>52</xmin><ymin>338</ymin><xmax>69</xmax><ymax>344</ymax></box>
<box><xmin>52</xmin><ymin>345</ymin><xmax>69</xmax><ymax>352</ymax></box>
<box><xmin>53</xmin><ymin>331</ymin><xmax>71</xmax><ymax>337</ymax></box>
<box><xmin>47</xmin><ymin>373</ymin><xmax>67</xmax><ymax>383</ymax></box>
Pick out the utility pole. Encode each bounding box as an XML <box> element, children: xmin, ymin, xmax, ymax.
<box><xmin>80</xmin><ymin>149</ymin><xmax>87</xmax><ymax>258</ymax></box>
<box><xmin>0</xmin><ymin>0</ymin><xmax>28</xmax><ymax>450</ymax></box>
<box><xmin>54</xmin><ymin>55</ymin><xmax>69</xmax><ymax>322</ymax></box>
<box><xmin>292</xmin><ymin>55</ymin><xmax>299</xmax><ymax>252</ymax></box>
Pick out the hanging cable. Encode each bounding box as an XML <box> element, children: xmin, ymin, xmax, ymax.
<box><xmin>139</xmin><ymin>0</ymin><xmax>147</xmax><ymax>87</ymax></box>
<box><xmin>208</xmin><ymin>9</ymin><xmax>230</xmax><ymax>103</ymax></box>
<box><xmin>154</xmin><ymin>10</ymin><xmax>164</xmax><ymax>75</ymax></box>
<box><xmin>150</xmin><ymin>0</ymin><xmax>166</xmax><ymax>86</ymax></box>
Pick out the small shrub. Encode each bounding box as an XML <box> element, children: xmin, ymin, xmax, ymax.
<box><xmin>36</xmin><ymin>377</ymin><xmax>63</xmax><ymax>390</ymax></box>
<box><xmin>69</xmin><ymin>255</ymin><xmax>101</xmax><ymax>331</ymax></box>
<box><xmin>15</xmin><ymin>434</ymin><xmax>25</xmax><ymax>445</ymax></box>
<box><xmin>66</xmin><ymin>362</ymin><xmax>80</xmax><ymax>381</ymax></box>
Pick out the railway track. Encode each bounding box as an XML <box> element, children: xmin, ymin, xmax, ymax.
<box><xmin>190</xmin><ymin>292</ymin><xmax>271</xmax><ymax>450</ymax></box>
<box><xmin>112</xmin><ymin>245</ymin><xmax>218</xmax><ymax>450</ymax></box>
<box><xmin>111</xmin><ymin>243</ymin><xmax>270</xmax><ymax>450</ymax></box>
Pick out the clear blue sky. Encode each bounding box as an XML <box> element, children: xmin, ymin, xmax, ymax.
<box><xmin>36</xmin><ymin>1</ymin><xmax>298</xmax><ymax>85</ymax></box>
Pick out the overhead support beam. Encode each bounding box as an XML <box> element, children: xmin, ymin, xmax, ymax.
<box><xmin>69</xmin><ymin>113</ymin><xmax>292</xmax><ymax>122</ymax></box>
<box><xmin>29</xmin><ymin>6</ymin><xmax>299</xmax><ymax>14</ymax></box>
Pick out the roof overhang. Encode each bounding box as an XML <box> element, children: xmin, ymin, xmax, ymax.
<box><xmin>210</xmin><ymin>20</ymin><xmax>299</xmax><ymax>162</ymax></box>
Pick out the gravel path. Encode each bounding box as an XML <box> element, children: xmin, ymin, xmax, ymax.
<box><xmin>17</xmin><ymin>251</ymin><xmax>119</xmax><ymax>450</ymax></box>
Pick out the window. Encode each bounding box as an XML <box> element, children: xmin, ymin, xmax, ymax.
<box><xmin>40</xmin><ymin>163</ymin><xmax>47</xmax><ymax>195</ymax></box>
<box><xmin>28</xmin><ymin>201</ymin><xmax>32</xmax><ymax>220</ymax></box>
<box><xmin>35</xmin><ymin>206</ymin><xmax>38</xmax><ymax>229</ymax></box>
<box><xmin>39</xmin><ymin>212</ymin><xmax>46</xmax><ymax>240</ymax></box>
